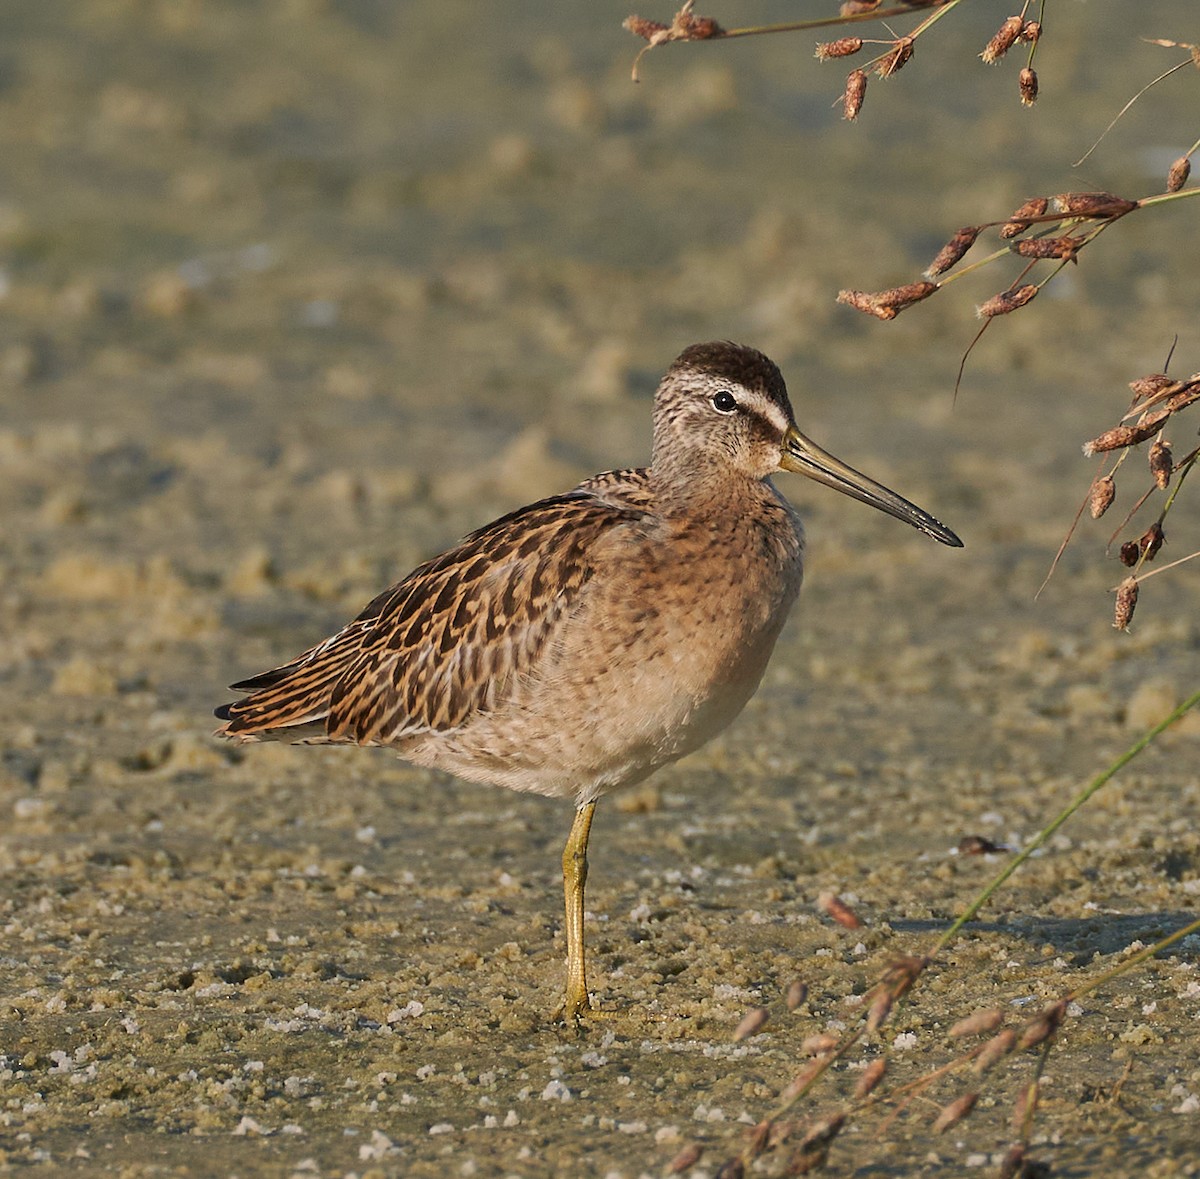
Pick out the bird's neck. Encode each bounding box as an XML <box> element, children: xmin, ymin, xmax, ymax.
<box><xmin>648</xmin><ymin>461</ymin><xmax>774</xmax><ymax>518</ymax></box>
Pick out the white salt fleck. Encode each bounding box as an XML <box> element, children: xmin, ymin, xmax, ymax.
<box><xmin>541</xmin><ymin>1079</ymin><xmax>571</xmax><ymax>1102</ymax></box>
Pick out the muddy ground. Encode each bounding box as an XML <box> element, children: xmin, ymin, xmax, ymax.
<box><xmin>2</xmin><ymin>3</ymin><xmax>1199</xmax><ymax>1176</ymax></box>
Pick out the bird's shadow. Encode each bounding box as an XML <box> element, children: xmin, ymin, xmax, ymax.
<box><xmin>889</xmin><ymin>910</ymin><xmax>1198</xmax><ymax>966</ymax></box>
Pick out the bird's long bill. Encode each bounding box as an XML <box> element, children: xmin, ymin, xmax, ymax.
<box><xmin>781</xmin><ymin>425</ymin><xmax>963</xmax><ymax>548</ymax></box>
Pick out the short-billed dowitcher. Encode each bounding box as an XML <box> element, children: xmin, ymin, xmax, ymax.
<box><xmin>216</xmin><ymin>342</ymin><xmax>961</xmax><ymax>1022</ymax></box>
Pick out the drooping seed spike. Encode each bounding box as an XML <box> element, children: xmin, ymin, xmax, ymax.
<box><xmin>1020</xmin><ymin>21</ymin><xmax>1042</xmax><ymax>44</ymax></box>
<box><xmin>854</xmin><ymin>1057</ymin><xmax>887</xmax><ymax>1098</ymax></box>
<box><xmin>837</xmin><ymin>282</ymin><xmax>938</xmax><ymax>321</ymax></box>
<box><xmin>1013</xmin><ymin>236</ymin><xmax>1079</xmax><ymax>261</ymax></box>
<box><xmin>817</xmin><ymin>889</ymin><xmax>863</xmax><ymax>927</ymax></box>
<box><xmin>733</xmin><ymin>1005</ymin><xmax>769</xmax><ymax>1041</ymax></box>
<box><xmin>1149</xmin><ymin>439</ymin><xmax>1173</xmax><ymax>489</ymax></box>
<box><xmin>933</xmin><ymin>1091</ymin><xmax>979</xmax><ymax>1133</ymax></box>
<box><xmin>1000</xmin><ymin>196</ymin><xmax>1048</xmax><ymax>239</ymax></box>
<box><xmin>1114</xmin><ymin>577</ymin><xmax>1139</xmax><ymax>631</ymax></box>
<box><xmin>877</xmin><ymin>37</ymin><xmax>915</xmax><ymax>78</ymax></box>
<box><xmin>1167</xmin><ymin>156</ymin><xmax>1191</xmax><ymax>192</ymax></box>
<box><xmin>843</xmin><ymin>68</ymin><xmax>868</xmax><ymax>121</ymax></box>
<box><xmin>786</xmin><ymin>979</ymin><xmax>808</xmax><ymax>1011</ymax></box>
<box><xmin>981</xmin><ymin>16</ymin><xmax>1024</xmax><ymax>64</ymax></box>
<box><xmin>950</xmin><ymin>1008</ymin><xmax>1004</xmax><ymax>1038</ymax></box>
<box><xmin>866</xmin><ymin>990</ymin><xmax>893</xmax><ymax>1033</ymax></box>
<box><xmin>974</xmin><ymin>1027</ymin><xmax>1018</xmax><ymax>1073</ymax></box>
<box><xmin>1018</xmin><ymin>67</ymin><xmax>1039</xmax><ymax>105</ymax></box>
<box><xmin>668</xmin><ymin>1142</ymin><xmax>704</xmax><ymax>1174</ymax></box>
<box><xmin>1129</xmin><ymin>373</ymin><xmax>1175</xmax><ymax>402</ymax></box>
<box><xmin>801</xmin><ymin>1031</ymin><xmax>841</xmax><ymax>1055</ymax></box>
<box><xmin>816</xmin><ymin>37</ymin><xmax>864</xmax><ymax>61</ymax></box>
<box><xmin>1139</xmin><ymin>521</ymin><xmax>1165</xmax><ymax>561</ymax></box>
<box><xmin>1083</xmin><ymin>416</ymin><xmax>1166</xmax><ymax>455</ymax></box>
<box><xmin>927</xmin><ymin>226</ymin><xmax>982</xmax><ymax>277</ymax></box>
<box><xmin>1119</xmin><ymin>540</ymin><xmax>1140</xmax><ymax>567</ymax></box>
<box><xmin>1050</xmin><ymin>191</ymin><xmax>1138</xmax><ymax>219</ymax></box>
<box><xmin>976</xmin><ymin>284</ymin><xmax>1039</xmax><ymax>318</ymax></box>
<box><xmin>1089</xmin><ymin>475</ymin><xmax>1116</xmax><ymax>519</ymax></box>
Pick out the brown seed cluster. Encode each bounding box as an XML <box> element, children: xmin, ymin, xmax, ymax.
<box><xmin>1080</xmin><ymin>363</ymin><xmax>1198</xmax><ymax>628</ymax></box>
<box><xmin>1167</xmin><ymin>156</ymin><xmax>1192</xmax><ymax>193</ymax></box>
<box><xmin>817</xmin><ymin>889</ymin><xmax>864</xmax><ymax>927</ymax></box>
<box><xmin>836</xmin><ymin>280</ymin><xmax>938</xmax><ymax>320</ymax></box>
<box><xmin>1018</xmin><ymin>66</ymin><xmax>1039</xmax><ymax>106</ymax></box>
<box><xmin>1114</xmin><ymin>576</ymin><xmax>1139</xmax><ymax>630</ymax></box>
<box><xmin>842</xmin><ymin>68</ymin><xmax>868</xmax><ymax>121</ymax></box>
<box><xmin>815</xmin><ymin>37</ymin><xmax>863</xmax><ymax>61</ymax></box>
<box><xmin>977</xmin><ymin>284</ymin><xmax>1038</xmax><ymax>319</ymax></box>
<box><xmin>623</xmin><ymin>2</ymin><xmax>724</xmax><ymax>79</ymax></box>
<box><xmin>926</xmin><ymin>225</ymin><xmax>981</xmax><ymax>277</ymax></box>
<box><xmin>980</xmin><ymin>16</ymin><xmax>1023</xmax><ymax>64</ymax></box>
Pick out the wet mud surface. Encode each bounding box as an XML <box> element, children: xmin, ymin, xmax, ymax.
<box><xmin>2</xmin><ymin>3</ymin><xmax>1199</xmax><ymax>1176</ymax></box>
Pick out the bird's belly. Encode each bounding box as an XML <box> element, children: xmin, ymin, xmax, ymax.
<box><xmin>406</xmin><ymin>558</ymin><xmax>800</xmax><ymax>802</ymax></box>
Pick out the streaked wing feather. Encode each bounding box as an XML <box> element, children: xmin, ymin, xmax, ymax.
<box><xmin>217</xmin><ymin>487</ymin><xmax>646</xmax><ymax>743</ymax></box>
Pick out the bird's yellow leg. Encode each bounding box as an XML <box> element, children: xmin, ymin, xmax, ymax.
<box><xmin>555</xmin><ymin>800</ymin><xmax>596</xmax><ymax>1023</ymax></box>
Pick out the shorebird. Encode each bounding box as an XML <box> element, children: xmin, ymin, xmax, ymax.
<box><xmin>216</xmin><ymin>341</ymin><xmax>961</xmax><ymax>1022</ymax></box>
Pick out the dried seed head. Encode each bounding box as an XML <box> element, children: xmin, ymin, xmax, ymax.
<box><xmin>999</xmin><ymin>1144</ymin><xmax>1029</xmax><ymax>1179</ymax></box>
<box><xmin>976</xmin><ymin>284</ymin><xmax>1039</xmax><ymax>318</ymax></box>
<box><xmin>927</xmin><ymin>226</ymin><xmax>982</xmax><ymax>277</ymax></box>
<box><xmin>854</xmin><ymin>1057</ymin><xmax>887</xmax><ymax>1099</ymax></box>
<box><xmin>841</xmin><ymin>0</ymin><xmax>882</xmax><ymax>14</ymax></box>
<box><xmin>843</xmin><ymin>68</ymin><xmax>868</xmax><ymax>121</ymax></box>
<box><xmin>1089</xmin><ymin>474</ymin><xmax>1116</xmax><ymax>519</ymax></box>
<box><xmin>1018</xmin><ymin>67</ymin><xmax>1039</xmax><ymax>105</ymax></box>
<box><xmin>1167</xmin><ymin>156</ymin><xmax>1191</xmax><ymax>193</ymax></box>
<box><xmin>1013</xmin><ymin>235</ymin><xmax>1079</xmax><ymax>261</ymax></box>
<box><xmin>837</xmin><ymin>281</ymin><xmax>938</xmax><ymax>321</ymax></box>
<box><xmin>817</xmin><ymin>889</ymin><xmax>863</xmax><ymax>928</ymax></box>
<box><xmin>1119</xmin><ymin>540</ymin><xmax>1140</xmax><ymax>568</ymax></box>
<box><xmin>1050</xmin><ymin>191</ymin><xmax>1138</xmax><ymax>218</ymax></box>
<box><xmin>1000</xmin><ymin>196</ymin><xmax>1048</xmax><ymax>239</ymax></box>
<box><xmin>950</xmin><ymin>1008</ymin><xmax>1004</xmax><ymax>1038</ymax></box>
<box><xmin>883</xmin><ymin>954</ymin><xmax>927</xmax><ymax>996</ymax></box>
<box><xmin>1129</xmin><ymin>373</ymin><xmax>1175</xmax><ymax>402</ymax></box>
<box><xmin>780</xmin><ymin>1059</ymin><xmax>825</xmax><ymax>1103</ymax></box>
<box><xmin>816</xmin><ymin>37</ymin><xmax>864</xmax><ymax>61</ymax></box>
<box><xmin>799</xmin><ymin>1113</ymin><xmax>846</xmax><ymax>1151</ymax></box>
<box><xmin>865</xmin><ymin>990</ymin><xmax>893</xmax><ymax>1033</ymax></box>
<box><xmin>733</xmin><ymin>1005</ymin><xmax>770</xmax><ymax>1042</ymax></box>
<box><xmin>974</xmin><ymin>1027</ymin><xmax>1018</xmax><ymax>1073</ymax></box>
<box><xmin>1020</xmin><ymin>20</ymin><xmax>1042</xmax><ymax>43</ymax></box>
<box><xmin>1140</xmin><ymin>521</ymin><xmax>1165</xmax><ymax>561</ymax></box>
<box><xmin>668</xmin><ymin>1142</ymin><xmax>704</xmax><ymax>1174</ymax></box>
<box><xmin>1016</xmin><ymin>1001</ymin><xmax>1067</xmax><ymax>1050</ymax></box>
<box><xmin>714</xmin><ymin>1157</ymin><xmax>744</xmax><ymax>1179</ymax></box>
<box><xmin>933</xmin><ymin>1091</ymin><xmax>979</xmax><ymax>1133</ymax></box>
<box><xmin>801</xmin><ymin>1031</ymin><xmax>841</xmax><ymax>1056</ymax></box>
<box><xmin>981</xmin><ymin>16</ymin><xmax>1024</xmax><ymax>64</ymax></box>
<box><xmin>623</xmin><ymin>16</ymin><xmax>670</xmax><ymax>40</ymax></box>
<box><xmin>1149</xmin><ymin>439</ymin><xmax>1173</xmax><ymax>488</ymax></box>
<box><xmin>1083</xmin><ymin>421</ymin><xmax>1160</xmax><ymax>455</ymax></box>
<box><xmin>878</xmin><ymin>37</ymin><xmax>915</xmax><ymax>78</ymax></box>
<box><xmin>1011</xmin><ymin>1081</ymin><xmax>1039</xmax><ymax>1133</ymax></box>
<box><xmin>684</xmin><ymin>16</ymin><xmax>723</xmax><ymax>40</ymax></box>
<box><xmin>1114</xmin><ymin>577</ymin><xmax>1139</xmax><ymax>631</ymax></box>
<box><xmin>786</xmin><ymin>979</ymin><xmax>808</xmax><ymax>1011</ymax></box>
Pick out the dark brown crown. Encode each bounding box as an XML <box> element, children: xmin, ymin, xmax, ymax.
<box><xmin>669</xmin><ymin>341</ymin><xmax>791</xmax><ymax>416</ymax></box>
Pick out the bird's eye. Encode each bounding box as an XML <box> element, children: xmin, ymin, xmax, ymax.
<box><xmin>711</xmin><ymin>390</ymin><xmax>738</xmax><ymax>413</ymax></box>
